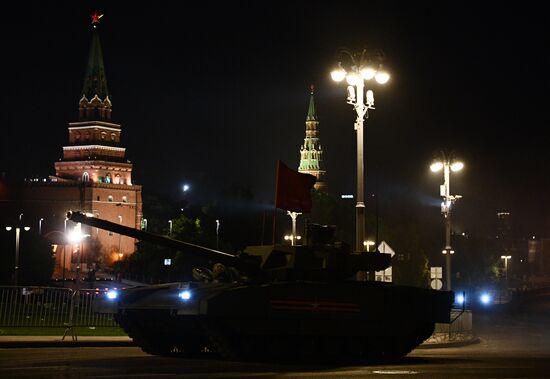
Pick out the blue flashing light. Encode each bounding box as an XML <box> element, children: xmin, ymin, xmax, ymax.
<box><xmin>455</xmin><ymin>293</ymin><xmax>465</xmax><ymax>305</ymax></box>
<box><xmin>179</xmin><ymin>290</ymin><xmax>192</xmax><ymax>301</ymax></box>
<box><xmin>480</xmin><ymin>293</ymin><xmax>491</xmax><ymax>305</ymax></box>
<box><xmin>106</xmin><ymin>290</ymin><xmax>118</xmax><ymax>300</ymax></box>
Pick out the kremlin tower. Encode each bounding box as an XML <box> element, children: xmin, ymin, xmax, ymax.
<box><xmin>298</xmin><ymin>86</ymin><xmax>327</xmax><ymax>192</ymax></box>
<box><xmin>3</xmin><ymin>13</ymin><xmax>143</xmax><ymax>276</ymax></box>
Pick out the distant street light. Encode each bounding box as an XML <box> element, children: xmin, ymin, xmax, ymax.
<box><xmin>284</xmin><ymin>234</ymin><xmax>302</xmax><ymax>244</ymax></box>
<box><xmin>67</xmin><ymin>223</ymin><xmax>90</xmax><ymax>288</ymax></box>
<box><xmin>182</xmin><ymin>184</ymin><xmax>190</xmax><ymax>192</ymax></box>
<box><xmin>168</xmin><ymin>220</ymin><xmax>173</xmax><ymax>237</ymax></box>
<box><xmin>5</xmin><ymin>225</ymin><xmax>31</xmax><ymax>286</ymax></box>
<box><xmin>331</xmin><ymin>48</ymin><xmax>390</xmax><ymax>252</ymax></box>
<box><xmin>143</xmin><ymin>218</ymin><xmax>148</xmax><ymax>231</ymax></box>
<box><xmin>363</xmin><ymin>240</ymin><xmax>376</xmax><ymax>252</ymax></box>
<box><xmin>39</xmin><ymin>218</ymin><xmax>44</xmax><ymax>235</ymax></box>
<box><xmin>430</xmin><ymin>152</ymin><xmax>464</xmax><ymax>291</ymax></box>
<box><xmin>501</xmin><ymin>255</ymin><xmax>512</xmax><ymax>289</ymax></box>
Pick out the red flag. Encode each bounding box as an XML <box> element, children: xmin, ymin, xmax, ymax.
<box><xmin>274</xmin><ymin>160</ymin><xmax>316</xmax><ymax>213</ymax></box>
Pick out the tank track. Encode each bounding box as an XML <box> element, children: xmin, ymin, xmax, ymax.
<box><xmin>115</xmin><ymin>312</ymin><xmax>207</xmax><ymax>357</ymax></box>
<box><xmin>116</xmin><ymin>312</ymin><xmax>435</xmax><ymax>361</ymax></box>
<box><xmin>201</xmin><ymin>319</ymin><xmax>435</xmax><ymax>363</ymax></box>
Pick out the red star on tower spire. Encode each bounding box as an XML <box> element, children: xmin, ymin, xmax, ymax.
<box><xmin>90</xmin><ymin>11</ymin><xmax>103</xmax><ymax>27</ymax></box>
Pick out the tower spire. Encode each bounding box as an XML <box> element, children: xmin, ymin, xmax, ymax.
<box><xmin>306</xmin><ymin>84</ymin><xmax>317</xmax><ymax>121</ymax></box>
<box><xmin>79</xmin><ymin>12</ymin><xmax>112</xmax><ymax>121</ymax></box>
<box><xmin>298</xmin><ymin>85</ymin><xmax>327</xmax><ymax>192</ymax></box>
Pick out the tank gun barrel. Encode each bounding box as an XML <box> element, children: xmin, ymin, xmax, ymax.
<box><xmin>66</xmin><ymin>211</ymin><xmax>239</xmax><ymax>265</ymax></box>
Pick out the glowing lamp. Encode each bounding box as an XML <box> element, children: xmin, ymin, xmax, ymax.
<box><xmin>430</xmin><ymin>162</ymin><xmax>444</xmax><ymax>172</ymax></box>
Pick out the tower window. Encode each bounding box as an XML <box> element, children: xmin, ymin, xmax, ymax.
<box><xmin>108</xmin><ymin>195</ymin><xmax>113</xmax><ymax>202</ymax></box>
<box><xmin>122</xmin><ymin>196</ymin><xmax>128</xmax><ymax>203</ymax></box>
<box><xmin>82</xmin><ymin>172</ymin><xmax>90</xmax><ymax>182</ymax></box>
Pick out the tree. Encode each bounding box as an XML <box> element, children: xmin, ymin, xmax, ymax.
<box><xmin>0</xmin><ymin>231</ymin><xmax>54</xmax><ymax>285</ymax></box>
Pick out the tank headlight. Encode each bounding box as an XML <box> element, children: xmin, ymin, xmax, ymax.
<box><xmin>179</xmin><ymin>290</ymin><xmax>192</xmax><ymax>301</ymax></box>
<box><xmin>480</xmin><ymin>293</ymin><xmax>491</xmax><ymax>305</ymax></box>
<box><xmin>106</xmin><ymin>290</ymin><xmax>118</xmax><ymax>300</ymax></box>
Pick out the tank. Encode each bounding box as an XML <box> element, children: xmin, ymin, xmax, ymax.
<box><xmin>67</xmin><ymin>211</ymin><xmax>453</xmax><ymax>361</ymax></box>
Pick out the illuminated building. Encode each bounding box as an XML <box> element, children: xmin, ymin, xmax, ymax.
<box><xmin>0</xmin><ymin>14</ymin><xmax>142</xmax><ymax>275</ymax></box>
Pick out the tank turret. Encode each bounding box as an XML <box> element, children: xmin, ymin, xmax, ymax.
<box><xmin>66</xmin><ymin>211</ymin><xmax>391</xmax><ymax>281</ymax></box>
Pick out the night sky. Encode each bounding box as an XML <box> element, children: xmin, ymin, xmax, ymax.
<box><xmin>2</xmin><ymin>2</ymin><xmax>549</xmax><ymax>238</ymax></box>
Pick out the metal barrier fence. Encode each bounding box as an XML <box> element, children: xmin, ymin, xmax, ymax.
<box><xmin>71</xmin><ymin>289</ymin><xmax>118</xmax><ymax>327</ymax></box>
<box><xmin>430</xmin><ymin>309</ymin><xmax>473</xmax><ymax>341</ymax></box>
<box><xmin>0</xmin><ymin>286</ymin><xmax>72</xmax><ymax>327</ymax></box>
<box><xmin>0</xmin><ymin>286</ymin><xmax>118</xmax><ymax>338</ymax></box>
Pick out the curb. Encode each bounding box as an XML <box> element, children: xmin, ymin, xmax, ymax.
<box><xmin>1</xmin><ymin>337</ymin><xmax>482</xmax><ymax>350</ymax></box>
<box><xmin>416</xmin><ymin>336</ymin><xmax>481</xmax><ymax>349</ymax></box>
<box><xmin>0</xmin><ymin>337</ymin><xmax>135</xmax><ymax>348</ymax></box>
<box><xmin>0</xmin><ymin>341</ymin><xmax>136</xmax><ymax>348</ymax></box>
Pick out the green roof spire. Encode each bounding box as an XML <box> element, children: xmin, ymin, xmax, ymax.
<box><xmin>306</xmin><ymin>84</ymin><xmax>317</xmax><ymax>121</ymax></box>
<box><xmin>82</xmin><ymin>12</ymin><xmax>109</xmax><ymax>100</ymax></box>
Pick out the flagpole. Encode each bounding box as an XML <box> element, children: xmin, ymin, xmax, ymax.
<box><xmin>273</xmin><ymin>161</ymin><xmax>280</xmax><ymax>245</ymax></box>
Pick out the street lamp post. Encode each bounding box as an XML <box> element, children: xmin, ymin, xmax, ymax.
<box><xmin>501</xmin><ymin>255</ymin><xmax>511</xmax><ymax>289</ymax></box>
<box><xmin>430</xmin><ymin>153</ymin><xmax>464</xmax><ymax>291</ymax></box>
<box><xmin>215</xmin><ymin>219</ymin><xmax>220</xmax><ymax>250</ymax></box>
<box><xmin>63</xmin><ymin>217</ymin><xmax>68</xmax><ymax>285</ymax></box>
<box><xmin>331</xmin><ymin>48</ymin><xmax>390</xmax><ymax>252</ymax></box>
<box><xmin>168</xmin><ymin>220</ymin><xmax>173</xmax><ymax>237</ymax></box>
<box><xmin>68</xmin><ymin>223</ymin><xmax>90</xmax><ymax>289</ymax></box>
<box><xmin>118</xmin><ymin>215</ymin><xmax>122</xmax><ymax>255</ymax></box>
<box><xmin>6</xmin><ymin>225</ymin><xmax>31</xmax><ymax>286</ymax></box>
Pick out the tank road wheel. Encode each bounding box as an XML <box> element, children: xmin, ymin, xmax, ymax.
<box><xmin>203</xmin><ymin>322</ymin><xmax>264</xmax><ymax>361</ymax></box>
<box><xmin>174</xmin><ymin>336</ymin><xmax>209</xmax><ymax>355</ymax></box>
<box><xmin>115</xmin><ymin>313</ymin><xmax>177</xmax><ymax>357</ymax></box>
<box><xmin>133</xmin><ymin>334</ymin><xmax>177</xmax><ymax>356</ymax></box>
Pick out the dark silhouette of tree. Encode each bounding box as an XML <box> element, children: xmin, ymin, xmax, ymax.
<box><xmin>0</xmin><ymin>231</ymin><xmax>54</xmax><ymax>285</ymax></box>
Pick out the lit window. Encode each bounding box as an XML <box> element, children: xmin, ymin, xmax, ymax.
<box><xmin>82</xmin><ymin>172</ymin><xmax>90</xmax><ymax>182</ymax></box>
<box><xmin>122</xmin><ymin>196</ymin><xmax>128</xmax><ymax>203</ymax></box>
<box><xmin>108</xmin><ymin>195</ymin><xmax>113</xmax><ymax>202</ymax></box>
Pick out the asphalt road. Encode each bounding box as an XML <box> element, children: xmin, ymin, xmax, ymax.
<box><xmin>1</xmin><ymin>300</ymin><xmax>549</xmax><ymax>378</ymax></box>
<box><xmin>1</xmin><ymin>342</ymin><xmax>549</xmax><ymax>379</ymax></box>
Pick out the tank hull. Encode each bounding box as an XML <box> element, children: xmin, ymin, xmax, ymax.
<box><xmin>114</xmin><ymin>280</ymin><xmax>453</xmax><ymax>361</ymax></box>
